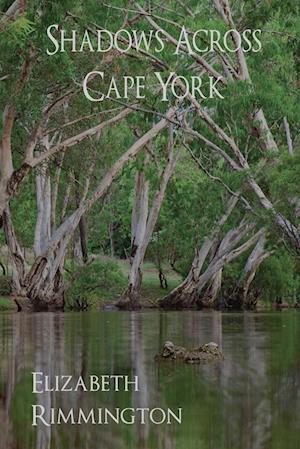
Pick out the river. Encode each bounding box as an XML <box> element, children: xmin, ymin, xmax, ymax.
<box><xmin>0</xmin><ymin>310</ymin><xmax>299</xmax><ymax>449</ymax></box>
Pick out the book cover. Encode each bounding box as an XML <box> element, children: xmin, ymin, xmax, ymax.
<box><xmin>0</xmin><ymin>1</ymin><xmax>299</xmax><ymax>448</ymax></box>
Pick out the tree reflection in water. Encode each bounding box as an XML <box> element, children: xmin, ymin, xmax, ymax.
<box><xmin>0</xmin><ymin>311</ymin><xmax>299</xmax><ymax>449</ymax></box>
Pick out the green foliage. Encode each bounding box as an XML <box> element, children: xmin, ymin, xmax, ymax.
<box><xmin>0</xmin><ymin>0</ymin><xmax>299</xmax><ymax>311</ymax></box>
<box><xmin>11</xmin><ymin>374</ymin><xmax>35</xmax><ymax>446</ymax></box>
<box><xmin>253</xmin><ymin>252</ymin><xmax>300</xmax><ymax>303</ymax></box>
<box><xmin>266</xmin><ymin>151</ymin><xmax>300</xmax><ymax>222</ymax></box>
<box><xmin>0</xmin><ymin>276</ymin><xmax>12</xmax><ymax>296</ymax></box>
<box><xmin>66</xmin><ymin>259</ymin><xmax>127</xmax><ymax>309</ymax></box>
<box><xmin>222</xmin><ymin>250</ymin><xmax>300</xmax><ymax>305</ymax></box>
<box><xmin>0</xmin><ymin>297</ymin><xmax>15</xmax><ymax>311</ymax></box>
<box><xmin>7</xmin><ymin>15</ymin><xmax>35</xmax><ymax>40</ymax></box>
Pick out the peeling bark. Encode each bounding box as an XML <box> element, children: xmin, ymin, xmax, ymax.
<box><xmin>160</xmin><ymin>227</ymin><xmax>263</xmax><ymax>310</ymax></box>
<box><xmin>117</xmin><ymin>130</ymin><xmax>179</xmax><ymax>309</ymax></box>
<box><xmin>248</xmin><ymin>177</ymin><xmax>300</xmax><ymax>253</ymax></box>
<box><xmin>159</xmin><ymin>195</ymin><xmax>240</xmax><ymax>309</ymax></box>
<box><xmin>6</xmin><ymin>110</ymin><xmax>176</xmax><ymax>310</ymax></box>
<box><xmin>160</xmin><ymin>183</ymin><xmax>267</xmax><ymax>311</ymax></box>
<box><xmin>223</xmin><ymin>231</ymin><xmax>273</xmax><ymax>309</ymax></box>
<box><xmin>2</xmin><ymin>207</ymin><xmax>26</xmax><ymax>294</ymax></box>
<box><xmin>0</xmin><ymin>57</ymin><xmax>32</xmax><ymax>219</ymax></box>
<box><xmin>202</xmin><ymin>268</ymin><xmax>223</xmax><ymax>307</ymax></box>
<box><xmin>34</xmin><ymin>164</ymin><xmax>51</xmax><ymax>257</ymax></box>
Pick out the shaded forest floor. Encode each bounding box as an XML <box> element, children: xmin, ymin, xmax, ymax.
<box><xmin>118</xmin><ymin>260</ymin><xmax>182</xmax><ymax>307</ymax></box>
<box><xmin>74</xmin><ymin>258</ymin><xmax>182</xmax><ymax>309</ymax></box>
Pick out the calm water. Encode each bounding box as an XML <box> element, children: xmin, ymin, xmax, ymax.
<box><xmin>0</xmin><ymin>310</ymin><xmax>300</xmax><ymax>449</ymax></box>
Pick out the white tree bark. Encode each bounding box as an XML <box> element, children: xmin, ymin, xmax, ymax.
<box><xmin>2</xmin><ymin>207</ymin><xmax>26</xmax><ymax>294</ymax></box>
<box><xmin>128</xmin><ymin>170</ymin><xmax>150</xmax><ymax>294</ymax></box>
<box><xmin>160</xmin><ymin>219</ymin><xmax>262</xmax><ymax>309</ymax></box>
<box><xmin>159</xmin><ymin>195</ymin><xmax>240</xmax><ymax>308</ymax></box>
<box><xmin>283</xmin><ymin>117</ymin><xmax>294</xmax><ymax>155</ymax></box>
<box><xmin>223</xmin><ymin>230</ymin><xmax>273</xmax><ymax>308</ymax></box>
<box><xmin>2</xmin><ymin>1</ymin><xmax>21</xmax><ymax>20</ymax></box>
<box><xmin>0</xmin><ymin>102</ymin><xmax>132</xmax><ymax>220</ymax></box>
<box><xmin>34</xmin><ymin>153</ymin><xmax>52</xmax><ymax>258</ymax></box>
<box><xmin>196</xmin><ymin>226</ymin><xmax>262</xmax><ymax>294</ymax></box>
<box><xmin>0</xmin><ymin>56</ymin><xmax>33</xmax><ymax>219</ymax></box>
<box><xmin>7</xmin><ymin>108</ymin><xmax>176</xmax><ymax>310</ymax></box>
<box><xmin>51</xmin><ymin>149</ymin><xmax>65</xmax><ymax>231</ymax></box>
<box><xmin>118</xmin><ymin>129</ymin><xmax>180</xmax><ymax>308</ymax></box>
<box><xmin>238</xmin><ymin>232</ymin><xmax>271</xmax><ymax>305</ymax></box>
<box><xmin>202</xmin><ymin>268</ymin><xmax>224</xmax><ymax>307</ymax></box>
<box><xmin>0</xmin><ymin>107</ymin><xmax>15</xmax><ymax>222</ymax></box>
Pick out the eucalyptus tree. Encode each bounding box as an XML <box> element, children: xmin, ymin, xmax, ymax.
<box><xmin>1</xmin><ymin>0</ymin><xmax>299</xmax><ymax>311</ymax></box>
<box><xmin>1</xmin><ymin>0</ymin><xmax>183</xmax><ymax>309</ymax></box>
<box><xmin>7</xmin><ymin>109</ymin><xmax>177</xmax><ymax>310</ymax></box>
<box><xmin>126</xmin><ymin>0</ymin><xmax>300</xmax><ymax>308</ymax></box>
<box><xmin>117</xmin><ymin>126</ymin><xmax>180</xmax><ymax>309</ymax></box>
<box><xmin>136</xmin><ymin>0</ymin><xmax>300</xmax><ymax>253</ymax></box>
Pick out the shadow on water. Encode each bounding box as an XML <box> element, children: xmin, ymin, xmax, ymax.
<box><xmin>0</xmin><ymin>310</ymin><xmax>300</xmax><ymax>449</ymax></box>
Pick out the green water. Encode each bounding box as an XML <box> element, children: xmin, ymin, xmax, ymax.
<box><xmin>0</xmin><ymin>310</ymin><xmax>300</xmax><ymax>449</ymax></box>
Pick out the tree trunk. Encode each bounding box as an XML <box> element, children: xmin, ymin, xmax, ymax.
<box><xmin>74</xmin><ymin>170</ymin><xmax>88</xmax><ymax>263</ymax></box>
<box><xmin>248</xmin><ymin>177</ymin><xmax>300</xmax><ymax>253</ymax></box>
<box><xmin>117</xmin><ymin>170</ymin><xmax>149</xmax><ymax>310</ymax></box>
<box><xmin>2</xmin><ymin>206</ymin><xmax>26</xmax><ymax>294</ymax></box>
<box><xmin>159</xmin><ymin>195</ymin><xmax>239</xmax><ymax>309</ymax></box>
<box><xmin>3</xmin><ymin>157</ymin><xmax>66</xmax><ymax>310</ymax></box>
<box><xmin>4</xmin><ymin>109</ymin><xmax>176</xmax><ymax>311</ymax></box>
<box><xmin>117</xmin><ymin>132</ymin><xmax>179</xmax><ymax>309</ymax></box>
<box><xmin>201</xmin><ymin>268</ymin><xmax>223</xmax><ymax>308</ymax></box>
<box><xmin>159</xmin><ymin>235</ymin><xmax>216</xmax><ymax>309</ymax></box>
<box><xmin>160</xmin><ymin>216</ymin><xmax>263</xmax><ymax>310</ymax></box>
<box><xmin>19</xmin><ymin>144</ymin><xmax>66</xmax><ymax>311</ymax></box>
<box><xmin>283</xmin><ymin>117</ymin><xmax>294</xmax><ymax>156</ymax></box>
<box><xmin>51</xmin><ymin>149</ymin><xmax>65</xmax><ymax>231</ymax></box>
<box><xmin>0</xmin><ymin>114</ymin><xmax>14</xmax><ymax>223</ymax></box>
<box><xmin>3</xmin><ymin>205</ymin><xmax>65</xmax><ymax>311</ymax></box>
<box><xmin>79</xmin><ymin>216</ymin><xmax>88</xmax><ymax>262</ymax></box>
<box><xmin>223</xmin><ymin>231</ymin><xmax>272</xmax><ymax>309</ymax></box>
<box><xmin>34</xmin><ymin>163</ymin><xmax>51</xmax><ymax>257</ymax></box>
<box><xmin>200</xmin><ymin>220</ymin><xmax>253</xmax><ymax>308</ymax></box>
<box><xmin>159</xmin><ymin>269</ymin><xmax>168</xmax><ymax>289</ymax></box>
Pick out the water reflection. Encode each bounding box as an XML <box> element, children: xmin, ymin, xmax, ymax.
<box><xmin>0</xmin><ymin>311</ymin><xmax>299</xmax><ymax>449</ymax></box>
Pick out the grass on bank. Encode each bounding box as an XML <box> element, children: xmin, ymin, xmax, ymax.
<box><xmin>0</xmin><ymin>275</ymin><xmax>16</xmax><ymax>310</ymax></box>
<box><xmin>0</xmin><ymin>297</ymin><xmax>16</xmax><ymax>311</ymax></box>
<box><xmin>0</xmin><ymin>257</ymin><xmax>181</xmax><ymax>311</ymax></box>
<box><xmin>65</xmin><ymin>257</ymin><xmax>182</xmax><ymax>310</ymax></box>
<box><xmin>1</xmin><ymin>255</ymin><xmax>299</xmax><ymax>310</ymax></box>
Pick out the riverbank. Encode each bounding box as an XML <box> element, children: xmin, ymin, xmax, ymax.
<box><xmin>1</xmin><ymin>309</ymin><xmax>300</xmax><ymax>448</ymax></box>
<box><xmin>1</xmin><ymin>258</ymin><xmax>298</xmax><ymax>312</ymax></box>
<box><xmin>0</xmin><ymin>259</ymin><xmax>182</xmax><ymax>311</ymax></box>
